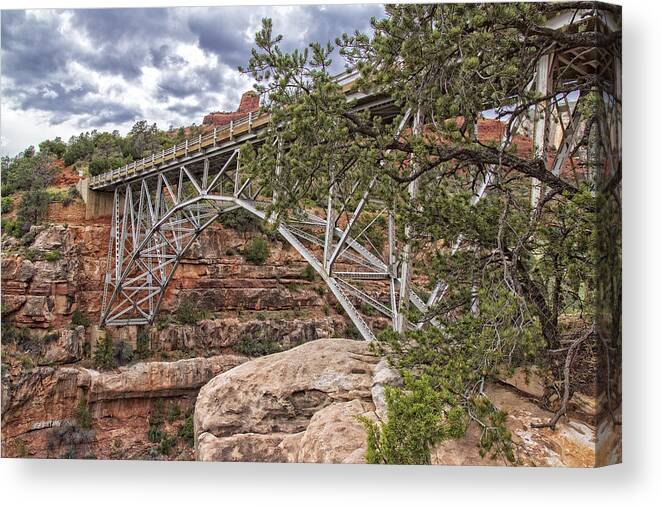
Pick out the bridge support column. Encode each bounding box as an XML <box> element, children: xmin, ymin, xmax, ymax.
<box><xmin>77</xmin><ymin>178</ymin><xmax>115</xmax><ymax>219</ymax></box>
<box><xmin>396</xmin><ymin>107</ymin><xmax>422</xmax><ymax>333</ymax></box>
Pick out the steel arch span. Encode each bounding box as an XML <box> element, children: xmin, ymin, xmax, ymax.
<box><xmin>99</xmin><ymin>143</ymin><xmax>438</xmax><ymax>341</ymax></box>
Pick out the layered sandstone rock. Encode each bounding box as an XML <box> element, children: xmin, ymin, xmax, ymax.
<box><xmin>1</xmin><ymin>355</ymin><xmax>246</xmax><ymax>459</ymax></box>
<box><xmin>2</xmin><ymin>215</ymin><xmax>357</xmax><ymax>460</ymax></box>
<box><xmin>2</xmin><ymin>221</ymin><xmax>335</xmax><ymax>329</ymax></box>
<box><xmin>150</xmin><ymin>315</ymin><xmax>347</xmax><ymax>355</ymax></box>
<box><xmin>1</xmin><ymin>224</ymin><xmax>99</xmax><ymax>330</ymax></box>
<box><xmin>195</xmin><ymin>339</ymin><xmax>379</xmax><ymax>463</ymax></box>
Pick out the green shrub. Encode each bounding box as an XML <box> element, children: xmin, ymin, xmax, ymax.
<box><xmin>44</xmin><ymin>332</ymin><xmax>59</xmax><ymax>342</ymax></box>
<box><xmin>234</xmin><ymin>336</ymin><xmax>282</xmax><ymax>357</ymax></box>
<box><xmin>166</xmin><ymin>402</ymin><xmax>181</xmax><ymax>423</ymax></box>
<box><xmin>156</xmin><ymin>315</ymin><xmax>173</xmax><ymax>330</ymax></box>
<box><xmin>17</xmin><ymin>189</ymin><xmax>50</xmax><ymax>233</ymax></box>
<box><xmin>93</xmin><ymin>335</ymin><xmax>134</xmax><ymax>370</ymax></box>
<box><xmin>1</xmin><ymin>322</ymin><xmax>31</xmax><ymax>344</ymax></box>
<box><xmin>1</xmin><ymin>218</ymin><xmax>23</xmax><ymax>238</ymax></box>
<box><xmin>360</xmin><ymin>303</ymin><xmax>376</xmax><ymax>316</ymax></box>
<box><xmin>159</xmin><ymin>432</ymin><xmax>176</xmax><ymax>456</ymax></box>
<box><xmin>1</xmin><ymin>196</ymin><xmax>13</xmax><ymax>213</ymax></box>
<box><xmin>361</xmin><ymin>376</ymin><xmax>466</xmax><ymax>465</ymax></box>
<box><xmin>178</xmin><ymin>415</ymin><xmax>195</xmax><ymax>448</ymax></box>
<box><xmin>18</xmin><ymin>353</ymin><xmax>34</xmax><ymax>369</ymax></box>
<box><xmin>46</xmin><ymin>187</ymin><xmax>68</xmax><ymax>202</ymax></box>
<box><xmin>148</xmin><ymin>425</ymin><xmax>163</xmax><ymax>444</ymax></box>
<box><xmin>219</xmin><ymin>208</ymin><xmax>261</xmax><ymax>234</ymax></box>
<box><xmin>345</xmin><ymin>322</ymin><xmax>363</xmax><ymax>340</ymax></box>
<box><xmin>148</xmin><ymin>400</ymin><xmax>165</xmax><ymax>444</ymax></box>
<box><xmin>136</xmin><ymin>328</ymin><xmax>150</xmax><ymax>359</ymax></box>
<box><xmin>89</xmin><ymin>158</ymin><xmax>109</xmax><ymax>176</ymax></box>
<box><xmin>88</xmin><ymin>157</ymin><xmax>127</xmax><ymax>177</ymax></box>
<box><xmin>62</xmin><ymin>186</ymin><xmax>80</xmax><ymax>206</ymax></box>
<box><xmin>93</xmin><ymin>334</ymin><xmax>115</xmax><ymax>370</ymax></box>
<box><xmin>113</xmin><ymin>340</ymin><xmax>134</xmax><ymax>366</ymax></box>
<box><xmin>24</xmin><ymin>249</ymin><xmax>37</xmax><ymax>261</ymax></box>
<box><xmin>259</xmin><ymin>221</ymin><xmax>280</xmax><ymax>241</ymax></box>
<box><xmin>242</xmin><ymin>236</ymin><xmax>270</xmax><ymax>265</ymax></box>
<box><xmin>43</xmin><ymin>250</ymin><xmax>61</xmax><ymax>262</ymax></box>
<box><xmin>71</xmin><ymin>309</ymin><xmax>91</xmax><ymax>328</ymax></box>
<box><xmin>301</xmin><ymin>264</ymin><xmax>317</xmax><ymax>282</ymax></box>
<box><xmin>74</xmin><ymin>396</ymin><xmax>92</xmax><ymax>429</ymax></box>
<box><xmin>175</xmin><ymin>297</ymin><xmax>208</xmax><ymax>325</ymax></box>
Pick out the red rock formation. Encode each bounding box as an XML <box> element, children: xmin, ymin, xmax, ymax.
<box><xmin>202</xmin><ymin>91</ymin><xmax>260</xmax><ymax>127</ymax></box>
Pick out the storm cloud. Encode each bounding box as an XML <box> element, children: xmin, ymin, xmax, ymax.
<box><xmin>0</xmin><ymin>4</ymin><xmax>384</xmax><ymax>155</ymax></box>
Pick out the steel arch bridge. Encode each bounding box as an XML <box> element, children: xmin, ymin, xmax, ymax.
<box><xmin>91</xmin><ymin>8</ymin><xmax>621</xmax><ymax>341</ymax></box>
<box><xmin>96</xmin><ymin>122</ymin><xmax>430</xmax><ymax>340</ymax></box>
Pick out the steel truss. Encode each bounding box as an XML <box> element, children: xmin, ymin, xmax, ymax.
<box><xmin>98</xmin><ymin>7</ymin><xmax>620</xmax><ymax>342</ymax></box>
<box><xmin>99</xmin><ymin>135</ymin><xmax>436</xmax><ymax>340</ymax></box>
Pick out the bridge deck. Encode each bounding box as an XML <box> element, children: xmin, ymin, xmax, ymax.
<box><xmin>88</xmin><ymin>75</ymin><xmax>394</xmax><ymax>191</ymax></box>
<box><xmin>89</xmin><ymin>111</ymin><xmax>270</xmax><ymax>190</ymax></box>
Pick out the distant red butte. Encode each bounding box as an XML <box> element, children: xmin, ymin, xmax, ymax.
<box><xmin>202</xmin><ymin>91</ymin><xmax>260</xmax><ymax>127</ymax></box>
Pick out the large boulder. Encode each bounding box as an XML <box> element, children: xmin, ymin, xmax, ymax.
<box><xmin>293</xmin><ymin>399</ymin><xmax>376</xmax><ymax>464</ymax></box>
<box><xmin>195</xmin><ymin>339</ymin><xmax>379</xmax><ymax>463</ymax></box>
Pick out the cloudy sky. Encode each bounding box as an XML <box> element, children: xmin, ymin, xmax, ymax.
<box><xmin>0</xmin><ymin>4</ymin><xmax>384</xmax><ymax>156</ymax></box>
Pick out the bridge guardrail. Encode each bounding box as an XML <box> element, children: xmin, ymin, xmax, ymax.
<box><xmin>89</xmin><ymin>111</ymin><xmax>266</xmax><ymax>188</ymax></box>
<box><xmin>89</xmin><ymin>71</ymin><xmax>362</xmax><ymax>189</ymax></box>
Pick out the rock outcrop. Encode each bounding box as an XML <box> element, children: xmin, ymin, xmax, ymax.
<box><xmin>195</xmin><ymin>339</ymin><xmax>379</xmax><ymax>463</ymax></box>
<box><xmin>150</xmin><ymin>315</ymin><xmax>347</xmax><ymax>355</ymax></box>
<box><xmin>195</xmin><ymin>339</ymin><xmax>611</xmax><ymax>466</ymax></box>
<box><xmin>202</xmin><ymin>91</ymin><xmax>260</xmax><ymax>127</ymax></box>
<box><xmin>2</xmin><ymin>355</ymin><xmax>246</xmax><ymax>459</ymax></box>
